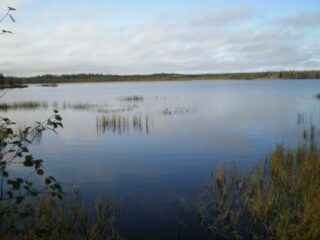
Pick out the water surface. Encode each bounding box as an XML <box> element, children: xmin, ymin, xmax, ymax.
<box><xmin>2</xmin><ymin>80</ymin><xmax>320</xmax><ymax>239</ymax></box>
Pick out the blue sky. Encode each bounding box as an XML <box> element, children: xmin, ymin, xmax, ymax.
<box><xmin>0</xmin><ymin>0</ymin><xmax>319</xmax><ymax>76</ymax></box>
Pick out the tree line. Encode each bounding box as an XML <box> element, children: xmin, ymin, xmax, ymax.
<box><xmin>2</xmin><ymin>70</ymin><xmax>320</xmax><ymax>85</ymax></box>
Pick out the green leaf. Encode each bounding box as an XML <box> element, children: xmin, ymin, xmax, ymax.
<box><xmin>45</xmin><ymin>177</ymin><xmax>51</xmax><ymax>185</ymax></box>
<box><xmin>55</xmin><ymin>115</ymin><xmax>62</xmax><ymax>121</ymax></box>
<box><xmin>15</xmin><ymin>196</ymin><xmax>24</xmax><ymax>204</ymax></box>
<box><xmin>3</xmin><ymin>171</ymin><xmax>8</xmax><ymax>177</ymax></box>
<box><xmin>23</xmin><ymin>155</ymin><xmax>33</xmax><ymax>167</ymax></box>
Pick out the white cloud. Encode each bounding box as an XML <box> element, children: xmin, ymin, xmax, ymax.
<box><xmin>0</xmin><ymin>5</ymin><xmax>319</xmax><ymax>76</ymax></box>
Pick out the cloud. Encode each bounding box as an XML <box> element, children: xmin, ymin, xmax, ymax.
<box><xmin>189</xmin><ymin>6</ymin><xmax>253</xmax><ymax>27</ymax></box>
<box><xmin>0</xmin><ymin>3</ymin><xmax>319</xmax><ymax>76</ymax></box>
<box><xmin>276</xmin><ymin>11</ymin><xmax>320</xmax><ymax>29</ymax></box>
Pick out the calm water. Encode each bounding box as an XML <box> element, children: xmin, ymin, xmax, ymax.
<box><xmin>3</xmin><ymin>80</ymin><xmax>320</xmax><ymax>239</ymax></box>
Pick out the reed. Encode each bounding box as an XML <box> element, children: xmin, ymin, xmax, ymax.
<box><xmin>96</xmin><ymin>114</ymin><xmax>151</xmax><ymax>134</ymax></box>
<box><xmin>120</xmin><ymin>96</ymin><xmax>144</xmax><ymax>102</ymax></box>
<box><xmin>40</xmin><ymin>83</ymin><xmax>58</xmax><ymax>87</ymax></box>
<box><xmin>0</xmin><ymin>101</ymin><xmax>49</xmax><ymax>111</ymax></box>
<box><xmin>0</xmin><ymin>191</ymin><xmax>122</xmax><ymax>240</ymax></box>
<box><xmin>162</xmin><ymin>107</ymin><xmax>196</xmax><ymax>116</ymax></box>
<box><xmin>198</xmin><ymin>128</ymin><xmax>320</xmax><ymax>240</ymax></box>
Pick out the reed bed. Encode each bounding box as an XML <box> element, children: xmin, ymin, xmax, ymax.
<box><xmin>198</xmin><ymin>128</ymin><xmax>320</xmax><ymax>240</ymax></box>
<box><xmin>0</xmin><ymin>192</ymin><xmax>121</xmax><ymax>240</ymax></box>
<box><xmin>40</xmin><ymin>83</ymin><xmax>58</xmax><ymax>87</ymax></box>
<box><xmin>162</xmin><ymin>107</ymin><xmax>196</xmax><ymax>116</ymax></box>
<box><xmin>96</xmin><ymin>114</ymin><xmax>151</xmax><ymax>134</ymax></box>
<box><xmin>0</xmin><ymin>101</ymin><xmax>49</xmax><ymax>111</ymax></box>
<box><xmin>120</xmin><ymin>96</ymin><xmax>144</xmax><ymax>102</ymax></box>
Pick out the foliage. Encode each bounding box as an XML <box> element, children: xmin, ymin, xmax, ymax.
<box><xmin>198</xmin><ymin>128</ymin><xmax>320</xmax><ymax>240</ymax></box>
<box><xmin>0</xmin><ymin>111</ymin><xmax>64</xmax><ymax>233</ymax></box>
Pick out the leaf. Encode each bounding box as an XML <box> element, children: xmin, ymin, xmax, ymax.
<box><xmin>15</xmin><ymin>196</ymin><xmax>24</xmax><ymax>204</ymax></box>
<box><xmin>54</xmin><ymin>115</ymin><xmax>62</xmax><ymax>121</ymax></box>
<box><xmin>12</xmin><ymin>181</ymin><xmax>21</xmax><ymax>190</ymax></box>
<box><xmin>45</xmin><ymin>177</ymin><xmax>51</xmax><ymax>185</ymax></box>
<box><xmin>3</xmin><ymin>171</ymin><xmax>8</xmax><ymax>177</ymax></box>
<box><xmin>6</xmin><ymin>128</ymin><xmax>13</xmax><ymax>134</ymax></box>
<box><xmin>23</xmin><ymin>127</ymin><xmax>31</xmax><ymax>135</ymax></box>
<box><xmin>36</xmin><ymin>169</ymin><xmax>44</xmax><ymax>175</ymax></box>
<box><xmin>2</xmin><ymin>30</ymin><xmax>13</xmax><ymax>34</ymax></box>
<box><xmin>23</xmin><ymin>155</ymin><xmax>33</xmax><ymax>167</ymax></box>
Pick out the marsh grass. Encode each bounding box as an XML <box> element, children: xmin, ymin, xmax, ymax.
<box><xmin>63</xmin><ymin>102</ymin><xmax>99</xmax><ymax>111</ymax></box>
<box><xmin>96</xmin><ymin>114</ymin><xmax>151</xmax><ymax>134</ymax></box>
<box><xmin>0</xmin><ymin>191</ymin><xmax>121</xmax><ymax>240</ymax></box>
<box><xmin>120</xmin><ymin>96</ymin><xmax>144</xmax><ymax>102</ymax></box>
<box><xmin>198</xmin><ymin>128</ymin><xmax>320</xmax><ymax>240</ymax></box>
<box><xmin>162</xmin><ymin>107</ymin><xmax>197</xmax><ymax>116</ymax></box>
<box><xmin>0</xmin><ymin>101</ymin><xmax>49</xmax><ymax>111</ymax></box>
<box><xmin>40</xmin><ymin>84</ymin><xmax>58</xmax><ymax>87</ymax></box>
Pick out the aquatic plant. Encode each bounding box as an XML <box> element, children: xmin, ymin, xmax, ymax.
<box><xmin>198</xmin><ymin>127</ymin><xmax>320</xmax><ymax>240</ymax></box>
<box><xmin>96</xmin><ymin>114</ymin><xmax>151</xmax><ymax>134</ymax></box>
<box><xmin>162</xmin><ymin>107</ymin><xmax>196</xmax><ymax>116</ymax></box>
<box><xmin>0</xmin><ymin>101</ymin><xmax>49</xmax><ymax>111</ymax></box>
<box><xmin>40</xmin><ymin>83</ymin><xmax>58</xmax><ymax>87</ymax></box>
<box><xmin>120</xmin><ymin>96</ymin><xmax>144</xmax><ymax>102</ymax></box>
<box><xmin>0</xmin><ymin>191</ymin><xmax>122</xmax><ymax>240</ymax></box>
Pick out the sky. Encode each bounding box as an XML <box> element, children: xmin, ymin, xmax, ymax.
<box><xmin>0</xmin><ymin>0</ymin><xmax>319</xmax><ymax>76</ymax></box>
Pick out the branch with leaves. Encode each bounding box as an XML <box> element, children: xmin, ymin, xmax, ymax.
<box><xmin>0</xmin><ymin>6</ymin><xmax>16</xmax><ymax>34</ymax></box>
<box><xmin>0</xmin><ymin>111</ymin><xmax>64</xmax><ymax>203</ymax></box>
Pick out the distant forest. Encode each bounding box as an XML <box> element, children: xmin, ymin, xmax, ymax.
<box><xmin>1</xmin><ymin>70</ymin><xmax>320</xmax><ymax>85</ymax></box>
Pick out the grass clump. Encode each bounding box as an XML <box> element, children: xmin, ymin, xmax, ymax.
<box><xmin>198</xmin><ymin>133</ymin><xmax>320</xmax><ymax>239</ymax></box>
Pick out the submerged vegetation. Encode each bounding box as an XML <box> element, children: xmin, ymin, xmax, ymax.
<box><xmin>198</xmin><ymin>127</ymin><xmax>320</xmax><ymax>240</ymax></box>
<box><xmin>3</xmin><ymin>70</ymin><xmax>320</xmax><ymax>85</ymax></box>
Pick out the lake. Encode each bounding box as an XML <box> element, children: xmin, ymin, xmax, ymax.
<box><xmin>2</xmin><ymin>79</ymin><xmax>320</xmax><ymax>239</ymax></box>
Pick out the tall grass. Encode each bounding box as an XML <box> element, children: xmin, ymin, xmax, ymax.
<box><xmin>0</xmin><ymin>191</ymin><xmax>122</xmax><ymax>240</ymax></box>
<box><xmin>198</xmin><ymin>128</ymin><xmax>320</xmax><ymax>240</ymax></box>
